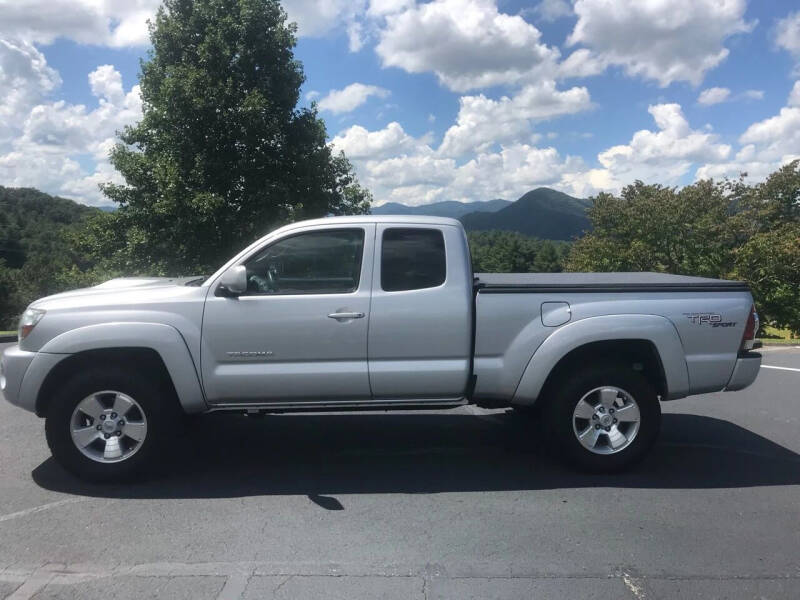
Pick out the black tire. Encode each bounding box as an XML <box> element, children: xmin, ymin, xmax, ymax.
<box><xmin>45</xmin><ymin>365</ymin><xmax>178</xmax><ymax>482</ymax></box>
<box><xmin>544</xmin><ymin>364</ymin><xmax>661</xmax><ymax>473</ymax></box>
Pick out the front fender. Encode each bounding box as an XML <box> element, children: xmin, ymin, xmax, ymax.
<box><xmin>29</xmin><ymin>322</ymin><xmax>207</xmax><ymax>413</ymax></box>
<box><xmin>513</xmin><ymin>314</ymin><xmax>689</xmax><ymax>405</ymax></box>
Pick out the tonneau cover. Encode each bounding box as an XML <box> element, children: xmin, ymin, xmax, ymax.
<box><xmin>475</xmin><ymin>272</ymin><xmax>749</xmax><ymax>292</ymax></box>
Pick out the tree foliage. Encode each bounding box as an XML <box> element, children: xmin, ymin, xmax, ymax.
<box><xmin>468</xmin><ymin>231</ymin><xmax>569</xmax><ymax>273</ymax></box>
<box><xmin>566</xmin><ymin>180</ymin><xmax>734</xmax><ymax>277</ymax></box>
<box><xmin>568</xmin><ymin>160</ymin><xmax>800</xmax><ymax>333</ymax></box>
<box><xmin>97</xmin><ymin>0</ymin><xmax>371</xmax><ymax>275</ymax></box>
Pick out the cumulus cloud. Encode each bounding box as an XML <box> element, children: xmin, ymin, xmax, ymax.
<box><xmin>0</xmin><ymin>0</ymin><xmax>159</xmax><ymax>47</ymax></box>
<box><xmin>281</xmin><ymin>0</ymin><xmax>366</xmax><ymax>37</ymax></box>
<box><xmin>0</xmin><ymin>63</ymin><xmax>142</xmax><ymax>205</ymax></box>
<box><xmin>567</xmin><ymin>0</ymin><xmax>752</xmax><ymax>87</ymax></box>
<box><xmin>330</xmin><ymin>119</ymin><xmax>589</xmax><ymax>206</ymax></box>
<box><xmin>698</xmin><ymin>87</ymin><xmax>731</xmax><ymax>106</ymax></box>
<box><xmin>560</xmin><ymin>103</ymin><xmax>731</xmax><ymax>194</ymax></box>
<box><xmin>317</xmin><ymin>83</ymin><xmax>390</xmax><ymax>114</ymax></box>
<box><xmin>775</xmin><ymin>11</ymin><xmax>800</xmax><ymax>58</ymax></box>
<box><xmin>743</xmin><ymin>89</ymin><xmax>765</xmax><ymax>101</ymax></box>
<box><xmin>375</xmin><ymin>0</ymin><xmax>560</xmax><ymax>91</ymax></box>
<box><xmin>697</xmin><ymin>82</ymin><xmax>800</xmax><ymax>181</ymax></box>
<box><xmin>331</xmin><ymin>122</ymin><xmax>429</xmax><ymax>159</ymax></box>
<box><xmin>439</xmin><ymin>81</ymin><xmax>592</xmax><ymax>156</ymax></box>
<box><xmin>529</xmin><ymin>0</ymin><xmax>573</xmax><ymax>23</ymax></box>
<box><xmin>367</xmin><ymin>0</ymin><xmax>415</xmax><ymax>18</ymax></box>
<box><xmin>0</xmin><ymin>39</ymin><xmax>61</xmax><ymax>145</ymax></box>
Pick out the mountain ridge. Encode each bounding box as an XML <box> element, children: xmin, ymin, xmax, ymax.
<box><xmin>371</xmin><ymin>198</ymin><xmax>511</xmax><ymax>218</ymax></box>
<box><xmin>460</xmin><ymin>188</ymin><xmax>590</xmax><ymax>240</ymax></box>
<box><xmin>372</xmin><ymin>188</ymin><xmax>591</xmax><ymax>240</ymax></box>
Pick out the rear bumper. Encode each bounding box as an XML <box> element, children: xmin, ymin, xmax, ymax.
<box><xmin>724</xmin><ymin>352</ymin><xmax>761</xmax><ymax>392</ymax></box>
<box><xmin>0</xmin><ymin>345</ymin><xmax>36</xmax><ymax>410</ymax></box>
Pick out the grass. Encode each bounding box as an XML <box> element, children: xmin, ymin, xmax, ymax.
<box><xmin>0</xmin><ymin>331</ymin><xmax>15</xmax><ymax>336</ymax></box>
<box><xmin>759</xmin><ymin>325</ymin><xmax>800</xmax><ymax>346</ymax></box>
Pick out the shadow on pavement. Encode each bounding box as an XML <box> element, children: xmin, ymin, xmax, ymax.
<box><xmin>32</xmin><ymin>411</ymin><xmax>800</xmax><ymax>502</ymax></box>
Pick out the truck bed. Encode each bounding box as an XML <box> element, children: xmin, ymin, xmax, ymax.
<box><xmin>474</xmin><ymin>272</ymin><xmax>750</xmax><ymax>293</ymax></box>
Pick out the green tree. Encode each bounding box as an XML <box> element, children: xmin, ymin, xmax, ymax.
<box><xmin>732</xmin><ymin>161</ymin><xmax>800</xmax><ymax>333</ymax></box>
<box><xmin>567</xmin><ymin>180</ymin><xmax>735</xmax><ymax>278</ymax></box>
<box><xmin>734</xmin><ymin>224</ymin><xmax>800</xmax><ymax>335</ymax></box>
<box><xmin>99</xmin><ymin>0</ymin><xmax>370</xmax><ymax>275</ymax></box>
<box><xmin>468</xmin><ymin>231</ymin><xmax>569</xmax><ymax>273</ymax></box>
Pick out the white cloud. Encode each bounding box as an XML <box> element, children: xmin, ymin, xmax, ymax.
<box><xmin>439</xmin><ymin>81</ymin><xmax>592</xmax><ymax>156</ymax></box>
<box><xmin>568</xmin><ymin>0</ymin><xmax>752</xmax><ymax>87</ymax></box>
<box><xmin>450</xmin><ymin>144</ymin><xmax>584</xmax><ymax>201</ymax></box>
<box><xmin>331</xmin><ymin>122</ymin><xmax>428</xmax><ymax>159</ymax></box>
<box><xmin>365</xmin><ymin>154</ymin><xmax>456</xmax><ymax>188</ymax></box>
<box><xmin>0</xmin><ymin>62</ymin><xmax>142</xmax><ymax>205</ymax></box>
<box><xmin>367</xmin><ymin>0</ymin><xmax>415</xmax><ymax>18</ymax></box>
<box><xmin>0</xmin><ymin>39</ymin><xmax>61</xmax><ymax>145</ymax></box>
<box><xmin>317</xmin><ymin>83</ymin><xmax>390</xmax><ymax>114</ymax></box>
<box><xmin>375</xmin><ymin>0</ymin><xmax>560</xmax><ymax>91</ymax></box>
<box><xmin>697</xmin><ymin>82</ymin><xmax>800</xmax><ymax>181</ymax></box>
<box><xmin>557</xmin><ymin>48</ymin><xmax>607</xmax><ymax>79</ymax></box>
<box><xmin>775</xmin><ymin>11</ymin><xmax>800</xmax><ymax>59</ymax></box>
<box><xmin>582</xmin><ymin>103</ymin><xmax>731</xmax><ymax>190</ymax></box>
<box><xmin>281</xmin><ymin>0</ymin><xmax>367</xmax><ymax>37</ymax></box>
<box><xmin>698</xmin><ymin>87</ymin><xmax>731</xmax><ymax>106</ymax></box>
<box><xmin>0</xmin><ymin>0</ymin><xmax>159</xmax><ymax>47</ymax></box>
<box><xmin>742</xmin><ymin>89</ymin><xmax>765</xmax><ymax>101</ymax></box>
<box><xmin>89</xmin><ymin>65</ymin><xmax>125</xmax><ymax>103</ymax></box>
<box><xmin>790</xmin><ymin>81</ymin><xmax>800</xmax><ymax>107</ymax></box>
<box><xmin>530</xmin><ymin>0</ymin><xmax>573</xmax><ymax>23</ymax></box>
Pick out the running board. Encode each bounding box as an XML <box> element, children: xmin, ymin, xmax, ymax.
<box><xmin>206</xmin><ymin>397</ymin><xmax>468</xmax><ymax>413</ymax></box>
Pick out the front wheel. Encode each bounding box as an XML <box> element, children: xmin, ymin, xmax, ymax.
<box><xmin>545</xmin><ymin>365</ymin><xmax>661</xmax><ymax>472</ymax></box>
<box><xmin>45</xmin><ymin>366</ymin><xmax>176</xmax><ymax>482</ymax></box>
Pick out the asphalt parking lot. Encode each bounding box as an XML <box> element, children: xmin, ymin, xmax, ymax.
<box><xmin>1</xmin><ymin>342</ymin><xmax>799</xmax><ymax>599</ymax></box>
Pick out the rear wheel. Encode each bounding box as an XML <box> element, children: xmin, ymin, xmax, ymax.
<box><xmin>545</xmin><ymin>364</ymin><xmax>660</xmax><ymax>472</ymax></box>
<box><xmin>45</xmin><ymin>366</ymin><xmax>177</xmax><ymax>482</ymax></box>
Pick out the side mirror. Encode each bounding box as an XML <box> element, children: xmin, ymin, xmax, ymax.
<box><xmin>219</xmin><ymin>265</ymin><xmax>248</xmax><ymax>296</ymax></box>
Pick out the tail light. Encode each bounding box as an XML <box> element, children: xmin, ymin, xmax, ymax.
<box><xmin>740</xmin><ymin>304</ymin><xmax>759</xmax><ymax>352</ymax></box>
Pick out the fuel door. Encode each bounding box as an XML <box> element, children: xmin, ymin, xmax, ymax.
<box><xmin>541</xmin><ymin>301</ymin><xmax>571</xmax><ymax>327</ymax></box>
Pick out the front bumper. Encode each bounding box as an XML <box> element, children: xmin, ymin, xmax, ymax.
<box><xmin>0</xmin><ymin>344</ymin><xmax>37</xmax><ymax>410</ymax></box>
<box><xmin>724</xmin><ymin>352</ymin><xmax>762</xmax><ymax>392</ymax></box>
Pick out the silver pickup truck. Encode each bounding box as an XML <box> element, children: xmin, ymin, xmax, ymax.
<box><xmin>1</xmin><ymin>216</ymin><xmax>761</xmax><ymax>480</ymax></box>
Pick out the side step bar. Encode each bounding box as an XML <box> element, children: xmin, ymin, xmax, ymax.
<box><xmin>206</xmin><ymin>397</ymin><xmax>468</xmax><ymax>413</ymax></box>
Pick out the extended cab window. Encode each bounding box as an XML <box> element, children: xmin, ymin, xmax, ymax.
<box><xmin>245</xmin><ymin>229</ymin><xmax>364</xmax><ymax>295</ymax></box>
<box><xmin>381</xmin><ymin>228</ymin><xmax>446</xmax><ymax>292</ymax></box>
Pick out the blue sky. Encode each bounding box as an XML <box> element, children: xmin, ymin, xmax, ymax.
<box><xmin>1</xmin><ymin>0</ymin><xmax>799</xmax><ymax>205</ymax></box>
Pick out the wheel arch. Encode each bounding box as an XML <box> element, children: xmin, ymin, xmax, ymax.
<box><xmin>31</xmin><ymin>322</ymin><xmax>207</xmax><ymax>417</ymax></box>
<box><xmin>513</xmin><ymin>314</ymin><xmax>689</xmax><ymax>406</ymax></box>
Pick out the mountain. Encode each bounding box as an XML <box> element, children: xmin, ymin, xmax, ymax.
<box><xmin>371</xmin><ymin>198</ymin><xmax>511</xmax><ymax>218</ymax></box>
<box><xmin>0</xmin><ymin>187</ymin><xmax>99</xmax><ymax>269</ymax></box>
<box><xmin>460</xmin><ymin>188</ymin><xmax>591</xmax><ymax>240</ymax></box>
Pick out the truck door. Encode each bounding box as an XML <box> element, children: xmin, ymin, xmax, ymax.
<box><xmin>201</xmin><ymin>224</ymin><xmax>374</xmax><ymax>403</ymax></box>
<box><xmin>368</xmin><ymin>224</ymin><xmax>472</xmax><ymax>399</ymax></box>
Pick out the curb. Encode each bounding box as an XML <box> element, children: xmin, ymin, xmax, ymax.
<box><xmin>0</xmin><ymin>335</ymin><xmax>17</xmax><ymax>343</ymax></box>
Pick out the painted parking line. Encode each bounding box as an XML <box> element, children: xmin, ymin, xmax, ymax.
<box><xmin>0</xmin><ymin>497</ymin><xmax>86</xmax><ymax>524</ymax></box>
<box><xmin>761</xmin><ymin>365</ymin><xmax>800</xmax><ymax>373</ymax></box>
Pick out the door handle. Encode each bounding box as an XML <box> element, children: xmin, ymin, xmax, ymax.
<box><xmin>327</xmin><ymin>312</ymin><xmax>365</xmax><ymax>320</ymax></box>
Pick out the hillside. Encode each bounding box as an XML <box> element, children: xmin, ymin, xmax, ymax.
<box><xmin>371</xmin><ymin>198</ymin><xmax>510</xmax><ymax>218</ymax></box>
<box><xmin>460</xmin><ymin>188</ymin><xmax>591</xmax><ymax>240</ymax></box>
<box><xmin>0</xmin><ymin>187</ymin><xmax>99</xmax><ymax>269</ymax></box>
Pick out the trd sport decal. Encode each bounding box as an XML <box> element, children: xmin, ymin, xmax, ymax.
<box><xmin>683</xmin><ymin>313</ymin><xmax>737</xmax><ymax>327</ymax></box>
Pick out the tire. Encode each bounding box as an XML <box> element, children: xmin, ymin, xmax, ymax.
<box><xmin>45</xmin><ymin>365</ymin><xmax>178</xmax><ymax>482</ymax></box>
<box><xmin>544</xmin><ymin>364</ymin><xmax>661</xmax><ymax>473</ymax></box>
